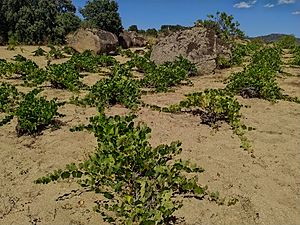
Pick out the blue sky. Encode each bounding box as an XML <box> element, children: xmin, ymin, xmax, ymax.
<box><xmin>73</xmin><ymin>0</ymin><xmax>300</xmax><ymax>37</ymax></box>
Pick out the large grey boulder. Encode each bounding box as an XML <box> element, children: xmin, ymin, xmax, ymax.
<box><xmin>119</xmin><ymin>31</ymin><xmax>147</xmax><ymax>49</ymax></box>
<box><xmin>150</xmin><ymin>26</ymin><xmax>231</xmax><ymax>75</ymax></box>
<box><xmin>66</xmin><ymin>28</ymin><xmax>118</xmax><ymax>54</ymax></box>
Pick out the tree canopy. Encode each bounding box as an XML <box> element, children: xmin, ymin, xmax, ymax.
<box><xmin>0</xmin><ymin>0</ymin><xmax>80</xmax><ymax>44</ymax></box>
<box><xmin>128</xmin><ymin>25</ymin><xmax>138</xmax><ymax>32</ymax></box>
<box><xmin>80</xmin><ymin>0</ymin><xmax>123</xmax><ymax>35</ymax></box>
<box><xmin>195</xmin><ymin>12</ymin><xmax>245</xmax><ymax>40</ymax></box>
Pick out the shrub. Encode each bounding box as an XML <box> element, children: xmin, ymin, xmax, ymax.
<box><xmin>62</xmin><ymin>46</ymin><xmax>78</xmax><ymax>55</ymax></box>
<box><xmin>225</xmin><ymin>47</ymin><xmax>283</xmax><ymax>101</ymax></box>
<box><xmin>124</xmin><ymin>53</ymin><xmax>155</xmax><ymax>73</ymax></box>
<box><xmin>48</xmin><ymin>46</ymin><xmax>65</xmax><ymax>59</ymax></box>
<box><xmin>276</xmin><ymin>35</ymin><xmax>298</xmax><ymax>49</ymax></box>
<box><xmin>47</xmin><ymin>63</ymin><xmax>84</xmax><ymax>92</ymax></box>
<box><xmin>33</xmin><ymin>47</ymin><xmax>47</xmax><ymax>56</ymax></box>
<box><xmin>291</xmin><ymin>46</ymin><xmax>300</xmax><ymax>66</ymax></box>
<box><xmin>68</xmin><ymin>51</ymin><xmax>117</xmax><ymax>72</ymax></box>
<box><xmin>124</xmin><ymin>53</ymin><xmax>196</xmax><ymax>92</ymax></box>
<box><xmin>15</xmin><ymin>89</ymin><xmax>63</xmax><ymax>135</ymax></box>
<box><xmin>169</xmin><ymin>89</ymin><xmax>250</xmax><ymax>150</ymax></box>
<box><xmin>216</xmin><ymin>56</ymin><xmax>231</xmax><ymax>69</ymax></box>
<box><xmin>142</xmin><ymin>56</ymin><xmax>197</xmax><ymax>92</ymax></box>
<box><xmin>251</xmin><ymin>48</ymin><xmax>282</xmax><ymax>72</ymax></box>
<box><xmin>128</xmin><ymin>25</ymin><xmax>138</xmax><ymax>32</ymax></box>
<box><xmin>36</xmin><ymin>113</ymin><xmax>206</xmax><ymax>224</ymax></box>
<box><xmin>0</xmin><ymin>89</ymin><xmax>64</xmax><ymax>135</ymax></box>
<box><xmin>22</xmin><ymin>68</ymin><xmax>48</xmax><ymax>87</ymax></box>
<box><xmin>229</xmin><ymin>44</ymin><xmax>249</xmax><ymax>66</ymax></box>
<box><xmin>77</xmin><ymin>65</ymin><xmax>140</xmax><ymax>109</ymax></box>
<box><xmin>0</xmin><ymin>57</ymin><xmax>39</xmax><ymax>78</ymax></box>
<box><xmin>0</xmin><ymin>59</ymin><xmax>13</xmax><ymax>77</ymax></box>
<box><xmin>0</xmin><ymin>83</ymin><xmax>22</xmax><ymax>113</ymax></box>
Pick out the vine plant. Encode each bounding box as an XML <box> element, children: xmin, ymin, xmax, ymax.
<box><xmin>0</xmin><ymin>88</ymin><xmax>64</xmax><ymax>136</ymax></box>
<box><xmin>145</xmin><ymin>89</ymin><xmax>252</xmax><ymax>152</ymax></box>
<box><xmin>72</xmin><ymin>65</ymin><xmax>140</xmax><ymax>110</ymax></box>
<box><xmin>225</xmin><ymin>46</ymin><xmax>300</xmax><ymax>103</ymax></box>
<box><xmin>36</xmin><ymin>113</ymin><xmax>207</xmax><ymax>224</ymax></box>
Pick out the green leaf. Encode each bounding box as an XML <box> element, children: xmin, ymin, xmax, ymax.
<box><xmin>61</xmin><ymin>172</ymin><xmax>70</xmax><ymax>179</ymax></box>
<box><xmin>103</xmin><ymin>192</ymin><xmax>114</xmax><ymax>199</ymax></box>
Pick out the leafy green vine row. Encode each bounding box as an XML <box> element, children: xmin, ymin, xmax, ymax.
<box><xmin>36</xmin><ymin>113</ymin><xmax>207</xmax><ymax>224</ymax></box>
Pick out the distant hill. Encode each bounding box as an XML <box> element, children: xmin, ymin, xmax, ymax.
<box><xmin>249</xmin><ymin>33</ymin><xmax>300</xmax><ymax>44</ymax></box>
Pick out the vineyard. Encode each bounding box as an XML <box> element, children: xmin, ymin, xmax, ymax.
<box><xmin>0</xmin><ymin>42</ymin><xmax>300</xmax><ymax>225</ymax></box>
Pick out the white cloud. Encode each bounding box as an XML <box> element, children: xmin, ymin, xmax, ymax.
<box><xmin>234</xmin><ymin>2</ymin><xmax>251</xmax><ymax>8</ymax></box>
<box><xmin>278</xmin><ymin>0</ymin><xmax>296</xmax><ymax>4</ymax></box>
<box><xmin>234</xmin><ymin>0</ymin><xmax>257</xmax><ymax>8</ymax></box>
<box><xmin>292</xmin><ymin>11</ymin><xmax>300</xmax><ymax>14</ymax></box>
<box><xmin>264</xmin><ymin>3</ymin><xmax>275</xmax><ymax>7</ymax></box>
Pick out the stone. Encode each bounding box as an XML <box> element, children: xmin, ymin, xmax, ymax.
<box><xmin>150</xmin><ymin>26</ymin><xmax>231</xmax><ymax>75</ymax></box>
<box><xmin>119</xmin><ymin>31</ymin><xmax>147</xmax><ymax>48</ymax></box>
<box><xmin>131</xmin><ymin>36</ymin><xmax>147</xmax><ymax>47</ymax></box>
<box><xmin>118</xmin><ymin>31</ymin><xmax>132</xmax><ymax>49</ymax></box>
<box><xmin>66</xmin><ymin>28</ymin><xmax>118</xmax><ymax>54</ymax></box>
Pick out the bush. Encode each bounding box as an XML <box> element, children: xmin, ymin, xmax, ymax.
<box><xmin>77</xmin><ymin>65</ymin><xmax>140</xmax><ymax>109</ymax></box>
<box><xmin>225</xmin><ymin>47</ymin><xmax>287</xmax><ymax>102</ymax></box>
<box><xmin>124</xmin><ymin>53</ymin><xmax>155</xmax><ymax>73</ymax></box>
<box><xmin>147</xmin><ymin>89</ymin><xmax>252</xmax><ymax>151</ymax></box>
<box><xmin>225</xmin><ymin>65</ymin><xmax>282</xmax><ymax>101</ymax></box>
<box><xmin>218</xmin><ymin>41</ymin><xmax>265</xmax><ymax>69</ymax></box>
<box><xmin>36</xmin><ymin>113</ymin><xmax>206</xmax><ymax>224</ymax></box>
<box><xmin>33</xmin><ymin>47</ymin><xmax>47</xmax><ymax>56</ymax></box>
<box><xmin>229</xmin><ymin>44</ymin><xmax>249</xmax><ymax>66</ymax></box>
<box><xmin>0</xmin><ymin>59</ymin><xmax>13</xmax><ymax>77</ymax></box>
<box><xmin>15</xmin><ymin>89</ymin><xmax>63</xmax><ymax>135</ymax></box>
<box><xmin>142</xmin><ymin>56</ymin><xmax>197</xmax><ymax>92</ymax></box>
<box><xmin>251</xmin><ymin>48</ymin><xmax>282</xmax><ymax>72</ymax></box>
<box><xmin>291</xmin><ymin>46</ymin><xmax>300</xmax><ymax>66</ymax></box>
<box><xmin>47</xmin><ymin>63</ymin><xmax>84</xmax><ymax>92</ymax></box>
<box><xmin>62</xmin><ymin>46</ymin><xmax>78</xmax><ymax>55</ymax></box>
<box><xmin>48</xmin><ymin>46</ymin><xmax>65</xmax><ymax>59</ymax></box>
<box><xmin>277</xmin><ymin>35</ymin><xmax>298</xmax><ymax>49</ymax></box>
<box><xmin>124</xmin><ymin>53</ymin><xmax>196</xmax><ymax>92</ymax></box>
<box><xmin>216</xmin><ymin>56</ymin><xmax>231</xmax><ymax>69</ymax></box>
<box><xmin>0</xmin><ymin>89</ymin><xmax>64</xmax><ymax>135</ymax></box>
<box><xmin>0</xmin><ymin>57</ymin><xmax>39</xmax><ymax>78</ymax></box>
<box><xmin>68</xmin><ymin>51</ymin><xmax>117</xmax><ymax>72</ymax></box>
<box><xmin>0</xmin><ymin>83</ymin><xmax>22</xmax><ymax>113</ymax></box>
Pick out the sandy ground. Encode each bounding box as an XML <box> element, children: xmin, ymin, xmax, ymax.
<box><xmin>0</xmin><ymin>46</ymin><xmax>300</xmax><ymax>225</ymax></box>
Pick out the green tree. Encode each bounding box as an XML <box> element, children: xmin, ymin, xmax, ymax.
<box><xmin>0</xmin><ymin>0</ymin><xmax>80</xmax><ymax>44</ymax></box>
<box><xmin>160</xmin><ymin>24</ymin><xmax>188</xmax><ymax>35</ymax></box>
<box><xmin>195</xmin><ymin>12</ymin><xmax>244</xmax><ymax>40</ymax></box>
<box><xmin>128</xmin><ymin>24</ymin><xmax>138</xmax><ymax>32</ymax></box>
<box><xmin>80</xmin><ymin>0</ymin><xmax>123</xmax><ymax>34</ymax></box>
<box><xmin>146</xmin><ymin>28</ymin><xmax>158</xmax><ymax>37</ymax></box>
<box><xmin>0</xmin><ymin>2</ymin><xmax>8</xmax><ymax>43</ymax></box>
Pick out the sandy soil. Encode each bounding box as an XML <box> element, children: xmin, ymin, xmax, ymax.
<box><xmin>0</xmin><ymin>46</ymin><xmax>300</xmax><ymax>225</ymax></box>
